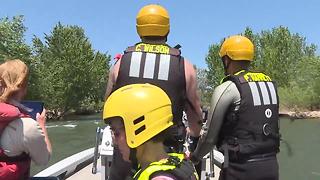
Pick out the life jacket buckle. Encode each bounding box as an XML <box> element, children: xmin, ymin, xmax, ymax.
<box><xmin>167</xmin><ymin>156</ymin><xmax>181</xmax><ymax>166</ymax></box>
<box><xmin>263</xmin><ymin>123</ymin><xmax>272</xmax><ymax>136</ymax></box>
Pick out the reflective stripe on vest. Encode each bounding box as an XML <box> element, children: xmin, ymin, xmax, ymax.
<box><xmin>115</xmin><ymin>43</ymin><xmax>186</xmax><ymax>126</ymax></box>
<box><xmin>128</xmin><ymin>52</ymin><xmax>171</xmax><ymax>81</ymax></box>
<box><xmin>219</xmin><ymin>70</ymin><xmax>280</xmax><ymax>155</ymax></box>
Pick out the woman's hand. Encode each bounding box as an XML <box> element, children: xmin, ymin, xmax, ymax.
<box><xmin>36</xmin><ymin>108</ymin><xmax>46</xmax><ymax>128</ymax></box>
<box><xmin>36</xmin><ymin>108</ymin><xmax>52</xmax><ymax>154</ymax></box>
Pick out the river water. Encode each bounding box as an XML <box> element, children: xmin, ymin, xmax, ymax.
<box><xmin>30</xmin><ymin>115</ymin><xmax>320</xmax><ymax>180</ymax></box>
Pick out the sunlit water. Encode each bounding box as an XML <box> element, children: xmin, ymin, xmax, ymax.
<box><xmin>30</xmin><ymin>115</ymin><xmax>320</xmax><ymax>180</ymax></box>
<box><xmin>30</xmin><ymin>114</ymin><xmax>104</xmax><ymax>176</ymax></box>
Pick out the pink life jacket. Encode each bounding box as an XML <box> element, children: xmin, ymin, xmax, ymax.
<box><xmin>0</xmin><ymin>103</ymin><xmax>21</xmax><ymax>134</ymax></box>
<box><xmin>0</xmin><ymin>102</ymin><xmax>31</xmax><ymax>180</ymax></box>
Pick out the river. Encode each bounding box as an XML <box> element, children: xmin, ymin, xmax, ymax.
<box><xmin>30</xmin><ymin>115</ymin><xmax>320</xmax><ymax>180</ymax></box>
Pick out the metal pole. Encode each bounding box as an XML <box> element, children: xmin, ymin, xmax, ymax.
<box><xmin>92</xmin><ymin>127</ymin><xmax>101</xmax><ymax>174</ymax></box>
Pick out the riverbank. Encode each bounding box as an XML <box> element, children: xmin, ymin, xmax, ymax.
<box><xmin>46</xmin><ymin>108</ymin><xmax>320</xmax><ymax>121</ymax></box>
<box><xmin>279</xmin><ymin>110</ymin><xmax>320</xmax><ymax>119</ymax></box>
<box><xmin>46</xmin><ymin>109</ymin><xmax>101</xmax><ymax>121</ymax></box>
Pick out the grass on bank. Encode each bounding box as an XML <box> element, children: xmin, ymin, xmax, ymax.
<box><xmin>279</xmin><ymin>85</ymin><xmax>320</xmax><ymax>112</ymax></box>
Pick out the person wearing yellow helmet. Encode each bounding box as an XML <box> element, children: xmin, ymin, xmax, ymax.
<box><xmin>191</xmin><ymin>35</ymin><xmax>280</xmax><ymax>180</ymax></box>
<box><xmin>103</xmin><ymin>84</ymin><xmax>198</xmax><ymax>180</ymax></box>
<box><xmin>105</xmin><ymin>4</ymin><xmax>202</xmax><ymax>179</ymax></box>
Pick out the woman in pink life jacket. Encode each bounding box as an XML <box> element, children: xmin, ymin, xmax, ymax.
<box><xmin>0</xmin><ymin>59</ymin><xmax>52</xmax><ymax>180</ymax></box>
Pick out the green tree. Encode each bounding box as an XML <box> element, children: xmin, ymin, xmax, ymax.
<box><xmin>205</xmin><ymin>44</ymin><xmax>224</xmax><ymax>88</ymax></box>
<box><xmin>279</xmin><ymin>56</ymin><xmax>320</xmax><ymax>110</ymax></box>
<box><xmin>80</xmin><ymin>52</ymin><xmax>111</xmax><ymax>111</ymax></box>
<box><xmin>254</xmin><ymin>26</ymin><xmax>316</xmax><ymax>87</ymax></box>
<box><xmin>0</xmin><ymin>16</ymin><xmax>31</xmax><ymax>62</ymax></box>
<box><xmin>0</xmin><ymin>15</ymin><xmax>40</xmax><ymax>99</ymax></box>
<box><xmin>196</xmin><ymin>67</ymin><xmax>212</xmax><ymax>107</ymax></box>
<box><xmin>204</xmin><ymin>26</ymin><xmax>319</xmax><ymax>110</ymax></box>
<box><xmin>32</xmin><ymin>23</ymin><xmax>110</xmax><ymax>115</ymax></box>
<box><xmin>205</xmin><ymin>26</ymin><xmax>317</xmax><ymax>88</ymax></box>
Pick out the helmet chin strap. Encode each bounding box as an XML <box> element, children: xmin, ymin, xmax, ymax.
<box><xmin>129</xmin><ymin>148</ymin><xmax>139</xmax><ymax>173</ymax></box>
<box><xmin>222</xmin><ymin>58</ymin><xmax>231</xmax><ymax>76</ymax></box>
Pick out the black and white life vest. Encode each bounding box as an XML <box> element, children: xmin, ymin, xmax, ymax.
<box><xmin>113</xmin><ymin>42</ymin><xmax>186</xmax><ymax>126</ymax></box>
<box><xmin>218</xmin><ymin>70</ymin><xmax>280</xmax><ymax>162</ymax></box>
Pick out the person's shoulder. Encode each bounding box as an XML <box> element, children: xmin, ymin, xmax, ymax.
<box><xmin>183</xmin><ymin>59</ymin><xmax>196</xmax><ymax>74</ymax></box>
<box><xmin>215</xmin><ymin>80</ymin><xmax>237</xmax><ymax>93</ymax></box>
<box><xmin>19</xmin><ymin>117</ymin><xmax>40</xmax><ymax>134</ymax></box>
<box><xmin>220</xmin><ymin>79</ymin><xmax>235</xmax><ymax>86</ymax></box>
<box><xmin>183</xmin><ymin>58</ymin><xmax>192</xmax><ymax>65</ymax></box>
<box><xmin>5</xmin><ymin>117</ymin><xmax>24</xmax><ymax>129</ymax></box>
<box><xmin>0</xmin><ymin>103</ymin><xmax>20</xmax><ymax>120</ymax></box>
<box><xmin>124</xmin><ymin>42</ymin><xmax>140</xmax><ymax>53</ymax></box>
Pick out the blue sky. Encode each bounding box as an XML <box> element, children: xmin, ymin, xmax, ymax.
<box><xmin>1</xmin><ymin>0</ymin><xmax>319</xmax><ymax>68</ymax></box>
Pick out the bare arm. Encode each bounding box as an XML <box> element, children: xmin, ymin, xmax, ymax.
<box><xmin>36</xmin><ymin>109</ymin><xmax>52</xmax><ymax>154</ymax></box>
<box><xmin>184</xmin><ymin>59</ymin><xmax>202</xmax><ymax>137</ymax></box>
<box><xmin>104</xmin><ymin>59</ymin><xmax>121</xmax><ymax>100</ymax></box>
<box><xmin>192</xmin><ymin>81</ymin><xmax>240</xmax><ymax>160</ymax></box>
<box><xmin>22</xmin><ymin>112</ymin><xmax>52</xmax><ymax>166</ymax></box>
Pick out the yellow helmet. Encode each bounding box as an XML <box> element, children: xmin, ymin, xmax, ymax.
<box><xmin>136</xmin><ymin>4</ymin><xmax>170</xmax><ymax>37</ymax></box>
<box><xmin>219</xmin><ymin>35</ymin><xmax>254</xmax><ymax>61</ymax></box>
<box><xmin>103</xmin><ymin>84</ymin><xmax>173</xmax><ymax>148</ymax></box>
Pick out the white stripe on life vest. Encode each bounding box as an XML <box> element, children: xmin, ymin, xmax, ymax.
<box><xmin>248</xmin><ymin>82</ymin><xmax>261</xmax><ymax>106</ymax></box>
<box><xmin>158</xmin><ymin>54</ymin><xmax>170</xmax><ymax>80</ymax></box>
<box><xmin>129</xmin><ymin>52</ymin><xmax>142</xmax><ymax>78</ymax></box>
<box><xmin>267</xmin><ymin>82</ymin><xmax>277</xmax><ymax>104</ymax></box>
<box><xmin>258</xmin><ymin>82</ymin><xmax>270</xmax><ymax>105</ymax></box>
<box><xmin>143</xmin><ymin>53</ymin><xmax>156</xmax><ymax>79</ymax></box>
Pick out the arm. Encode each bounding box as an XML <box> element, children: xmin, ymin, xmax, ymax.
<box><xmin>36</xmin><ymin>109</ymin><xmax>52</xmax><ymax>155</ymax></box>
<box><xmin>104</xmin><ymin>59</ymin><xmax>121</xmax><ymax>100</ymax></box>
<box><xmin>191</xmin><ymin>81</ymin><xmax>240</xmax><ymax>161</ymax></box>
<box><xmin>24</xmin><ymin>120</ymin><xmax>51</xmax><ymax>165</ymax></box>
<box><xmin>184</xmin><ymin>60</ymin><xmax>202</xmax><ymax>137</ymax></box>
<box><xmin>1</xmin><ymin>116</ymin><xmax>51</xmax><ymax>165</ymax></box>
<box><xmin>19</xmin><ymin>108</ymin><xmax>52</xmax><ymax>166</ymax></box>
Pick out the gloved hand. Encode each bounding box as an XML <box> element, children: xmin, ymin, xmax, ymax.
<box><xmin>189</xmin><ymin>153</ymin><xmax>200</xmax><ymax>165</ymax></box>
<box><xmin>188</xmin><ymin>136</ymin><xmax>200</xmax><ymax>153</ymax></box>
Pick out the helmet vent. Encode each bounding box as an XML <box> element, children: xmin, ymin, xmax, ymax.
<box><xmin>135</xmin><ymin>125</ymin><xmax>146</xmax><ymax>135</ymax></box>
<box><xmin>133</xmin><ymin>116</ymin><xmax>145</xmax><ymax>125</ymax></box>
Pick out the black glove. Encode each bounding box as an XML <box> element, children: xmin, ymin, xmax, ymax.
<box><xmin>188</xmin><ymin>136</ymin><xmax>200</xmax><ymax>153</ymax></box>
<box><xmin>189</xmin><ymin>153</ymin><xmax>200</xmax><ymax>165</ymax></box>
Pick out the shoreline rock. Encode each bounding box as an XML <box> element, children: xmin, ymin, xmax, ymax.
<box><xmin>279</xmin><ymin>111</ymin><xmax>320</xmax><ymax>119</ymax></box>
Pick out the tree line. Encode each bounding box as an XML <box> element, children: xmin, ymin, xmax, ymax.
<box><xmin>199</xmin><ymin>27</ymin><xmax>320</xmax><ymax>110</ymax></box>
<box><xmin>0</xmin><ymin>16</ymin><xmax>110</xmax><ymax>118</ymax></box>
<box><xmin>1</xmin><ymin>16</ymin><xmax>319</xmax><ymax>119</ymax></box>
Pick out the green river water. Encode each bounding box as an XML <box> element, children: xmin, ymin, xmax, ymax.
<box><xmin>30</xmin><ymin>114</ymin><xmax>320</xmax><ymax>180</ymax></box>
